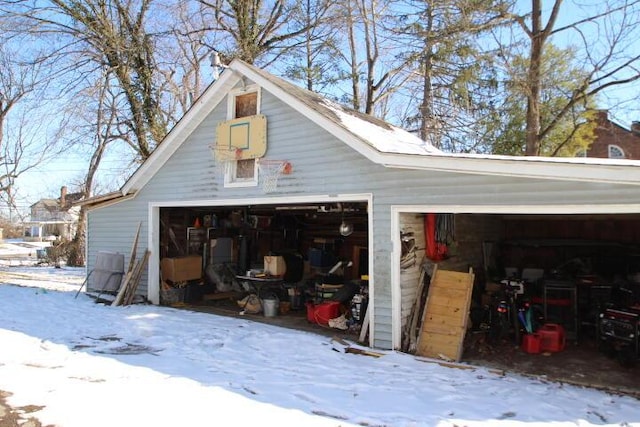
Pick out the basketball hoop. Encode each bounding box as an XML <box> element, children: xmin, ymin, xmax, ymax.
<box><xmin>257</xmin><ymin>159</ymin><xmax>292</xmax><ymax>193</ymax></box>
<box><xmin>212</xmin><ymin>146</ymin><xmax>243</xmax><ymax>177</ymax></box>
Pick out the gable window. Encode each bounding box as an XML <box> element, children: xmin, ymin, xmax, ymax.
<box><xmin>608</xmin><ymin>144</ymin><xmax>625</xmax><ymax>159</ymax></box>
<box><xmin>232</xmin><ymin>158</ymin><xmax>258</xmax><ymax>180</ymax></box>
<box><xmin>223</xmin><ymin>86</ymin><xmax>261</xmax><ymax>187</ymax></box>
<box><xmin>235</xmin><ymin>92</ymin><xmax>258</xmax><ymax>118</ymax></box>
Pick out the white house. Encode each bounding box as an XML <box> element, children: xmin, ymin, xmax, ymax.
<box><xmin>25</xmin><ymin>186</ymin><xmax>81</xmax><ymax>242</ymax></box>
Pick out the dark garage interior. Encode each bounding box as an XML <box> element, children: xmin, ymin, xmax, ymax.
<box><xmin>449</xmin><ymin>213</ymin><xmax>640</xmax><ymax>394</ymax></box>
<box><xmin>156</xmin><ymin>206</ymin><xmax>640</xmax><ymax>395</ymax></box>
<box><xmin>158</xmin><ymin>201</ymin><xmax>370</xmax><ymax>336</ymax></box>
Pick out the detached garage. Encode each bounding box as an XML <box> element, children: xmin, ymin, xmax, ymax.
<box><xmin>82</xmin><ymin>59</ymin><xmax>640</xmax><ymax>374</ymax></box>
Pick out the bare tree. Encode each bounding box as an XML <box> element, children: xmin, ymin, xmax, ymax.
<box><xmin>198</xmin><ymin>0</ymin><xmax>324</xmax><ymax>66</ymax></box>
<box><xmin>0</xmin><ymin>44</ymin><xmax>60</xmax><ymax>214</ymax></box>
<box><xmin>515</xmin><ymin>0</ymin><xmax>640</xmax><ymax>155</ymax></box>
<box><xmin>0</xmin><ymin>46</ymin><xmax>32</xmax><ymax>190</ymax></box>
<box><xmin>65</xmin><ymin>73</ymin><xmax>126</xmax><ymax>266</ymax></box>
<box><xmin>357</xmin><ymin>0</ymin><xmax>394</xmax><ymax>115</ymax></box>
<box><xmin>0</xmin><ymin>0</ymin><xmax>239</xmax><ymax>226</ymax></box>
<box><xmin>343</xmin><ymin>0</ymin><xmax>364</xmax><ymax>111</ymax></box>
<box><xmin>3</xmin><ymin>0</ymin><xmax>170</xmax><ymax>161</ymax></box>
<box><xmin>324</xmin><ymin>0</ymin><xmax>413</xmax><ymax>117</ymax></box>
<box><xmin>159</xmin><ymin>1</ymin><xmax>217</xmax><ymax>118</ymax></box>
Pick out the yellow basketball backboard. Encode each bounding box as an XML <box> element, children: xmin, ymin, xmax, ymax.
<box><xmin>215</xmin><ymin>114</ymin><xmax>267</xmax><ymax>160</ymax></box>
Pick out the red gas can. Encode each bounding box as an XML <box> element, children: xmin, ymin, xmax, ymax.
<box><xmin>538</xmin><ymin>323</ymin><xmax>566</xmax><ymax>352</ymax></box>
<box><xmin>521</xmin><ymin>333</ymin><xmax>542</xmax><ymax>354</ymax></box>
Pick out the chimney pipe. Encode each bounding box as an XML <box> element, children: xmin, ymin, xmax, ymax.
<box><xmin>60</xmin><ymin>186</ymin><xmax>67</xmax><ymax>208</ymax></box>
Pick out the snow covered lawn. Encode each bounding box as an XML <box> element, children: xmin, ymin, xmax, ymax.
<box><xmin>0</xmin><ymin>265</ymin><xmax>638</xmax><ymax>427</ymax></box>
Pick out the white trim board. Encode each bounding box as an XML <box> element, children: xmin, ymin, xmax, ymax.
<box><xmin>392</xmin><ymin>204</ymin><xmax>640</xmax><ymax>215</ymax></box>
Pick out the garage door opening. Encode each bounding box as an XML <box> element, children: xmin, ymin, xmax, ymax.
<box><xmin>398</xmin><ymin>212</ymin><xmax>640</xmax><ymax>393</ymax></box>
<box><xmin>157</xmin><ymin>200</ymin><xmax>370</xmax><ymax>339</ymax></box>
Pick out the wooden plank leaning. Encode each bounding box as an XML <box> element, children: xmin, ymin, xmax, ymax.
<box><xmin>112</xmin><ymin>222</ymin><xmax>142</xmax><ymax>307</ymax></box>
<box><xmin>415</xmin><ymin>266</ymin><xmax>474</xmax><ymax>362</ymax></box>
<box><xmin>358</xmin><ymin>304</ymin><xmax>370</xmax><ymax>344</ymax></box>
<box><xmin>122</xmin><ymin>249</ymin><xmax>150</xmax><ymax>305</ymax></box>
<box><xmin>402</xmin><ymin>259</ymin><xmax>427</xmax><ymax>353</ymax></box>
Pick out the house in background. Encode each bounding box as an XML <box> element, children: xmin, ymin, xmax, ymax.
<box><xmin>24</xmin><ymin>186</ymin><xmax>83</xmax><ymax>241</ymax></box>
<box><xmin>585</xmin><ymin>109</ymin><xmax>640</xmax><ymax>160</ymax></box>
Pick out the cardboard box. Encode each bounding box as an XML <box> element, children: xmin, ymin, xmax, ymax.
<box><xmin>161</xmin><ymin>256</ymin><xmax>202</xmax><ymax>282</ymax></box>
<box><xmin>264</xmin><ymin>255</ymin><xmax>286</xmax><ymax>276</ymax></box>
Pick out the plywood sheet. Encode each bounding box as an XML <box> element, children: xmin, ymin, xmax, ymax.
<box><xmin>416</xmin><ymin>266</ymin><xmax>474</xmax><ymax>362</ymax></box>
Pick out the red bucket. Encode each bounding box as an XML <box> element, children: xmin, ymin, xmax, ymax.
<box><xmin>306</xmin><ymin>301</ymin><xmax>340</xmax><ymax>325</ymax></box>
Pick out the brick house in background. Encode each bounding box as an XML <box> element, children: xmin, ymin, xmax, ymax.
<box><xmin>585</xmin><ymin>110</ymin><xmax>640</xmax><ymax>160</ymax></box>
<box><xmin>24</xmin><ymin>186</ymin><xmax>83</xmax><ymax>241</ymax></box>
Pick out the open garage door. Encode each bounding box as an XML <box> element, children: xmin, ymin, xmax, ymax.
<box><xmin>154</xmin><ymin>199</ymin><xmax>371</xmax><ymax>340</ymax></box>
<box><xmin>395</xmin><ymin>209</ymin><xmax>640</xmax><ymax>392</ymax></box>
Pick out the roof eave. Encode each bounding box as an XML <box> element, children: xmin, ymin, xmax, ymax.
<box><xmin>74</xmin><ymin>191</ymin><xmax>136</xmax><ymax>209</ymax></box>
<box><xmin>381</xmin><ymin>153</ymin><xmax>640</xmax><ymax>185</ymax></box>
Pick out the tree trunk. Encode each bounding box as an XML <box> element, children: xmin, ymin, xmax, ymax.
<box><xmin>525</xmin><ymin>0</ymin><xmax>543</xmax><ymax>156</ymax></box>
<box><xmin>67</xmin><ymin>207</ymin><xmax>86</xmax><ymax>267</ymax></box>
<box><xmin>419</xmin><ymin>7</ymin><xmax>436</xmax><ymax>146</ymax></box>
<box><xmin>346</xmin><ymin>0</ymin><xmax>361</xmax><ymax>111</ymax></box>
<box><xmin>420</xmin><ymin>50</ymin><xmax>434</xmax><ymax>145</ymax></box>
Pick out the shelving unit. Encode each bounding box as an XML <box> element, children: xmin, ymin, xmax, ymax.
<box><xmin>543</xmin><ymin>280</ymin><xmax>578</xmax><ymax>341</ymax></box>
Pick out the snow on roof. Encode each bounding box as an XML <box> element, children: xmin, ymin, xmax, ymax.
<box><xmin>321</xmin><ymin>99</ymin><xmax>441</xmax><ymax>155</ymax></box>
<box><xmin>243</xmin><ymin>61</ymin><xmax>640</xmax><ymax>167</ymax></box>
<box><xmin>237</xmin><ymin>61</ymin><xmax>440</xmax><ymax>156</ymax></box>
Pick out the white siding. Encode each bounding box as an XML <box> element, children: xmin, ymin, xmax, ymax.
<box><xmin>87</xmin><ymin>200</ymin><xmax>150</xmax><ymax>294</ymax></box>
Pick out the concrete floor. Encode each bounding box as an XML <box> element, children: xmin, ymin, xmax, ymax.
<box><xmin>187</xmin><ymin>297</ymin><xmax>362</xmax><ymax>341</ymax></box>
<box><xmin>463</xmin><ymin>331</ymin><xmax>640</xmax><ymax>397</ymax></box>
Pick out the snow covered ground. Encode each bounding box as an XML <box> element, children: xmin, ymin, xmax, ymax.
<box><xmin>0</xmin><ymin>263</ymin><xmax>639</xmax><ymax>427</ymax></box>
<box><xmin>0</xmin><ymin>239</ymin><xmax>51</xmax><ymax>264</ymax></box>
